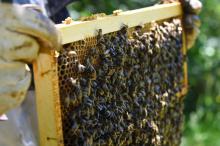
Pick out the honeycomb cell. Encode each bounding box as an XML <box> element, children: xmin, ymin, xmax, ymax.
<box><xmin>57</xmin><ymin>18</ymin><xmax>185</xmax><ymax>146</ymax></box>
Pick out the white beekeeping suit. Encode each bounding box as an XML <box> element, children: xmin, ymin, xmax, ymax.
<box><xmin>0</xmin><ymin>3</ymin><xmax>59</xmax><ymax>146</ymax></box>
<box><xmin>29</xmin><ymin>0</ymin><xmax>47</xmax><ymax>14</ymax></box>
<box><xmin>13</xmin><ymin>0</ymin><xmax>48</xmax><ymax>15</ymax></box>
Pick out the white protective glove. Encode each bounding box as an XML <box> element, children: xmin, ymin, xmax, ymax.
<box><xmin>0</xmin><ymin>3</ymin><xmax>60</xmax><ymax>115</ymax></box>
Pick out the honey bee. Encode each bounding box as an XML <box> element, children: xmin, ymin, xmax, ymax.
<box><xmin>59</xmin><ymin>19</ymin><xmax>185</xmax><ymax>145</ymax></box>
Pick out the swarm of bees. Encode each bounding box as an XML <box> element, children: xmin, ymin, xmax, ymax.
<box><xmin>58</xmin><ymin>18</ymin><xmax>185</xmax><ymax>146</ymax></box>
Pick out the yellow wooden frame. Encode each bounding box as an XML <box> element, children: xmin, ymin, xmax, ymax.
<box><xmin>57</xmin><ymin>2</ymin><xmax>182</xmax><ymax>44</ymax></box>
<box><xmin>33</xmin><ymin>2</ymin><xmax>187</xmax><ymax>146</ymax></box>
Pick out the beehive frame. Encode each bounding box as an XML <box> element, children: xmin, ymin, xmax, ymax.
<box><xmin>33</xmin><ymin>2</ymin><xmax>187</xmax><ymax>146</ymax></box>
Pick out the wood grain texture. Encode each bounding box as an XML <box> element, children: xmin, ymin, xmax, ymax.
<box><xmin>56</xmin><ymin>2</ymin><xmax>182</xmax><ymax>44</ymax></box>
<box><xmin>33</xmin><ymin>48</ymin><xmax>64</xmax><ymax>146</ymax></box>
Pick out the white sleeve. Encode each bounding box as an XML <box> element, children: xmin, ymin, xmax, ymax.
<box><xmin>0</xmin><ymin>91</ymin><xmax>38</xmax><ymax>146</ymax></box>
<box><xmin>30</xmin><ymin>0</ymin><xmax>48</xmax><ymax>15</ymax></box>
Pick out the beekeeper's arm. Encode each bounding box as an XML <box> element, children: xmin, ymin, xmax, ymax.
<box><xmin>0</xmin><ymin>3</ymin><xmax>60</xmax><ymax>115</ymax></box>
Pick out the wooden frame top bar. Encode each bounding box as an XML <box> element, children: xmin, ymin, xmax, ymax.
<box><xmin>56</xmin><ymin>2</ymin><xmax>182</xmax><ymax>45</ymax></box>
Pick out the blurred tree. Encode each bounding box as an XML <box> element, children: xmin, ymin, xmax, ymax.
<box><xmin>182</xmin><ymin>0</ymin><xmax>220</xmax><ymax>145</ymax></box>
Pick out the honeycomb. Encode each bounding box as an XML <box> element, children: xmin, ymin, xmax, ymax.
<box><xmin>58</xmin><ymin>18</ymin><xmax>185</xmax><ymax>146</ymax></box>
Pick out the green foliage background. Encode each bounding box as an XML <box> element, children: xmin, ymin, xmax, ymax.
<box><xmin>67</xmin><ymin>0</ymin><xmax>220</xmax><ymax>145</ymax></box>
<box><xmin>182</xmin><ymin>0</ymin><xmax>220</xmax><ymax>145</ymax></box>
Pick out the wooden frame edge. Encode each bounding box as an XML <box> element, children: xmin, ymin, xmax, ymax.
<box><xmin>33</xmin><ymin>48</ymin><xmax>64</xmax><ymax>146</ymax></box>
<box><xmin>56</xmin><ymin>2</ymin><xmax>182</xmax><ymax>44</ymax></box>
<box><xmin>177</xmin><ymin>19</ymin><xmax>188</xmax><ymax>98</ymax></box>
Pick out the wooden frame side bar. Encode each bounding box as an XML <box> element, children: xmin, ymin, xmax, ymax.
<box><xmin>56</xmin><ymin>2</ymin><xmax>182</xmax><ymax>45</ymax></box>
<box><xmin>177</xmin><ymin>21</ymin><xmax>188</xmax><ymax>98</ymax></box>
<box><xmin>181</xmin><ymin>24</ymin><xmax>189</xmax><ymax>96</ymax></box>
<box><xmin>33</xmin><ymin>48</ymin><xmax>64</xmax><ymax>146</ymax></box>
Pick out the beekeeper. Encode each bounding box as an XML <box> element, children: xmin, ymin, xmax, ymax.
<box><xmin>0</xmin><ymin>1</ymin><xmax>73</xmax><ymax>146</ymax></box>
<box><xmin>0</xmin><ymin>0</ymin><xmax>202</xmax><ymax>146</ymax></box>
